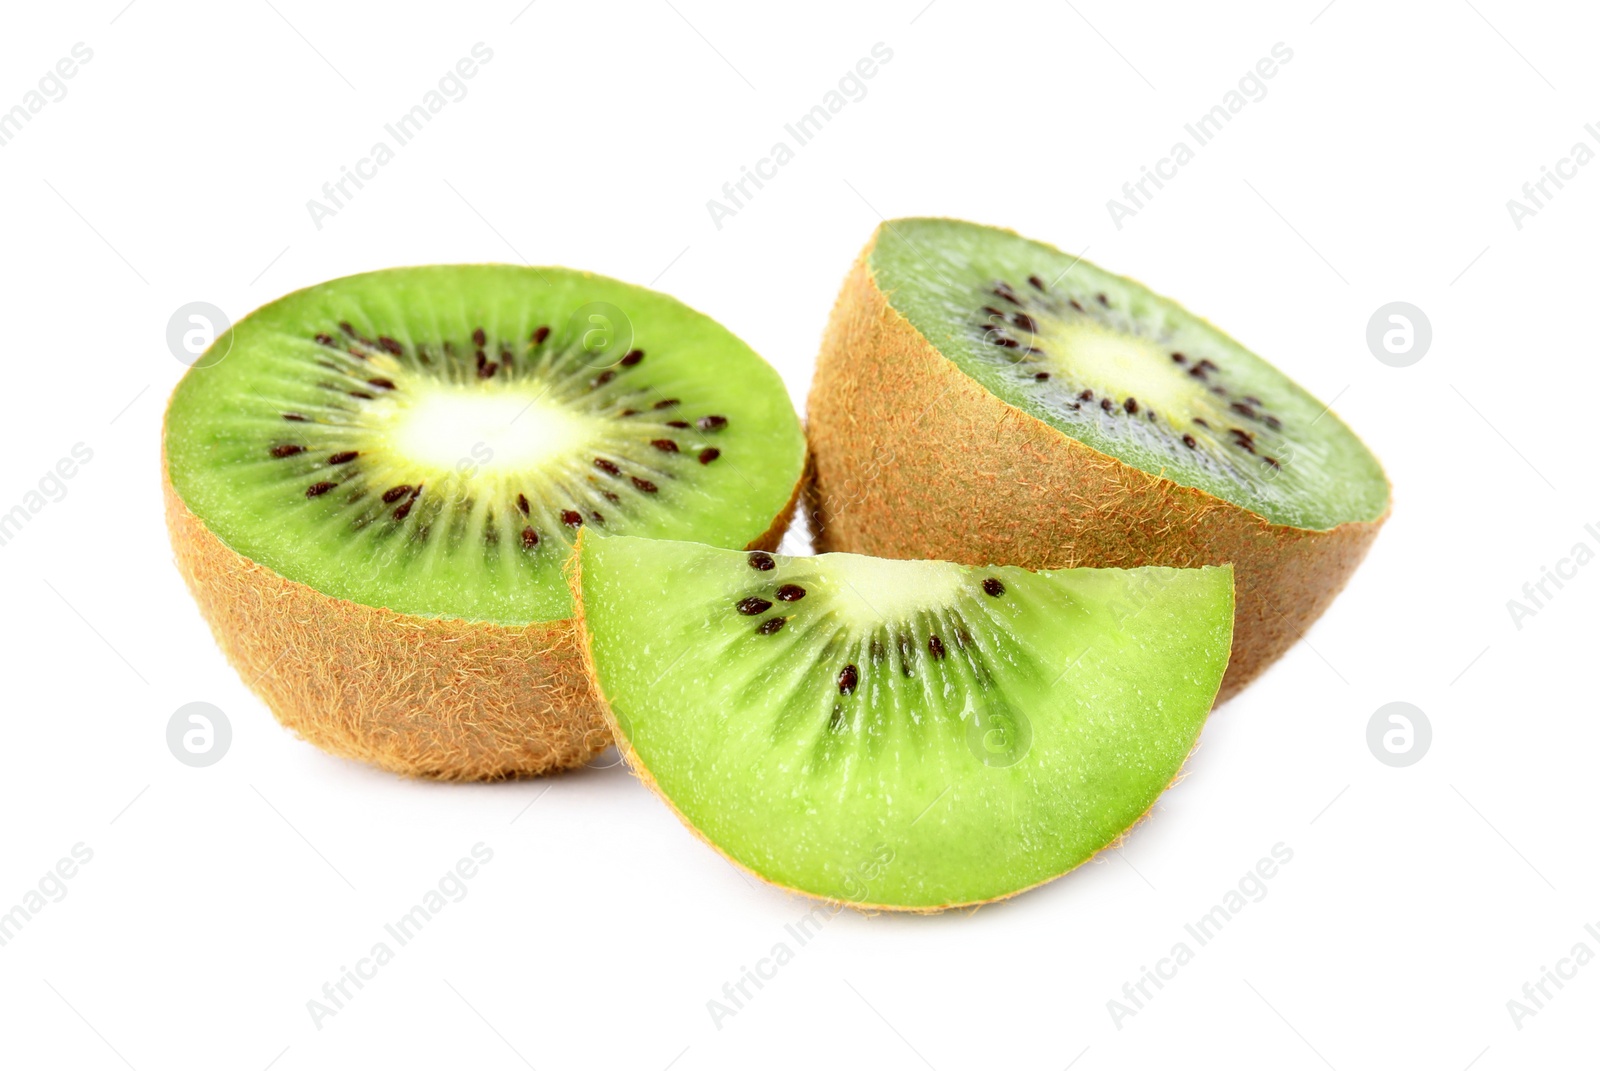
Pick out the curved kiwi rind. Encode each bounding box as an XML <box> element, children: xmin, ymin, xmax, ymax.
<box><xmin>164</xmin><ymin>265</ymin><xmax>805</xmax><ymax>780</ymax></box>
<box><xmin>572</xmin><ymin>533</ymin><xmax>1234</xmax><ymax>912</ymax></box>
<box><xmin>807</xmin><ymin>219</ymin><xmax>1389</xmax><ymax>701</ymax></box>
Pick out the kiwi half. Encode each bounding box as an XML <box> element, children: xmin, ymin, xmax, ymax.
<box><xmin>164</xmin><ymin>266</ymin><xmax>805</xmax><ymax>779</ymax></box>
<box><xmin>807</xmin><ymin>218</ymin><xmax>1389</xmax><ymax>700</ymax></box>
<box><xmin>574</xmin><ymin>534</ymin><xmax>1233</xmax><ymax>911</ymax></box>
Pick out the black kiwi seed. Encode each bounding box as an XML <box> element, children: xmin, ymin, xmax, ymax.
<box><xmin>1078</xmin><ymin>390</ymin><xmax>1093</xmax><ymax>402</ymax></box>
<box><xmin>993</xmin><ymin>336</ymin><xmax>1019</xmax><ymax>349</ymax></box>
<box><xmin>602</xmin><ymin>490</ymin><xmax>621</xmax><ymax>503</ymax></box>
<box><xmin>1096</xmin><ymin>293</ymin><xmax>1109</xmax><ymax>307</ymax></box>
<box><xmin>1012</xmin><ymin>313</ymin><xmax>1037</xmax><ymax>333</ymax></box>
<box><xmin>1182</xmin><ymin>434</ymin><xmax>1198</xmax><ymax>448</ymax></box>
<box><xmin>1035</xmin><ymin>372</ymin><xmax>1050</xmax><ymax>381</ymax></box>
<box><xmin>478</xmin><ymin>361</ymin><xmax>498</xmax><ymax>379</ymax></box>
<box><xmin>651</xmin><ymin>439</ymin><xmax>679</xmax><ymax>453</ymax></box>
<box><xmin>757</xmin><ymin>617</ymin><xmax>786</xmax><ymax>635</ymax></box>
<box><xmin>305</xmin><ymin>481</ymin><xmax>337</xmax><ymax>498</ymax></box>
<box><xmin>748</xmin><ymin>552</ymin><xmax>775</xmax><ymax>570</ymax></box>
<box><xmin>620</xmin><ymin>349</ymin><xmax>644</xmax><ymax>366</ymax></box>
<box><xmin>698</xmin><ymin>414</ymin><xmax>728</xmax><ymax>431</ymax></box>
<box><xmin>928</xmin><ymin>635</ymin><xmax>947</xmax><ymax>659</ymax></box>
<box><xmin>595</xmin><ymin>458</ymin><xmax>620</xmax><ymax>475</ymax></box>
<box><xmin>1264</xmin><ymin>415</ymin><xmax>1283</xmax><ymax>431</ymax></box>
<box><xmin>315</xmin><ymin>333</ymin><xmax>336</xmax><ymax>347</ymax></box>
<box><xmin>653</xmin><ymin>398</ymin><xmax>679</xmax><ymax>410</ymax></box>
<box><xmin>393</xmin><ymin>499</ymin><xmax>414</xmax><ymax>520</ymax></box>
<box><xmin>270</xmin><ymin>445</ymin><xmax>304</xmax><ymax>458</ymax></box>
<box><xmin>521</xmin><ymin>526</ymin><xmax>539</xmax><ymax>549</ymax></box>
<box><xmin>561</xmin><ymin>510</ymin><xmax>583</xmax><ymax>527</ymax></box>
<box><xmin>282</xmin><ymin>413</ymin><xmax>307</xmax><ymax>422</ymax></box>
<box><xmin>1124</xmin><ymin>398</ymin><xmax>1138</xmax><ymax>414</ymax></box>
<box><xmin>328</xmin><ymin>451</ymin><xmax>358</xmax><ymax>465</ymax></box>
<box><xmin>1194</xmin><ymin>418</ymin><xmax>1210</xmax><ymax>428</ymax></box>
<box><xmin>983</xmin><ymin>577</ymin><xmax>1005</xmax><ymax>597</ymax></box>
<box><xmin>1171</xmin><ymin>352</ymin><xmax>1186</xmax><ymax>363</ymax></box>
<box><xmin>666</xmin><ymin>420</ymin><xmax>690</xmax><ymax>429</ymax></box>
<box><xmin>837</xmin><ymin>664</ymin><xmax>858</xmax><ymax>695</ymax></box>
<box><xmin>1264</xmin><ymin>456</ymin><xmax>1281</xmax><ymax>469</ymax></box>
<box><xmin>775</xmin><ymin>584</ymin><xmax>806</xmax><ymax>602</ymax></box>
<box><xmin>593</xmin><ymin>370</ymin><xmax>616</xmax><ymax>387</ymax></box>
<box><xmin>1028</xmin><ymin>274</ymin><xmax>1046</xmax><ymax>291</ymax></box>
<box><xmin>590</xmin><ymin>511</ymin><xmax>604</xmax><ymax>524</ymax></box>
<box><xmin>631</xmin><ymin>477</ymin><xmax>658</xmax><ymax>493</ymax></box>
<box><xmin>382</xmin><ymin>485</ymin><xmax>412</xmax><ymax>503</ymax></box>
<box><xmin>532</xmin><ymin>325</ymin><xmax>551</xmax><ymax>344</ymax></box>
<box><xmin>737</xmin><ymin>596</ymin><xmax>772</xmax><ymax>615</ymax></box>
<box><xmin>982</xmin><ymin>305</ymin><xmax>1004</xmax><ymax>316</ymax></box>
<box><xmin>472</xmin><ymin>327</ymin><xmax>486</xmax><ymax>347</ymax></box>
<box><xmin>378</xmin><ymin>337</ymin><xmax>403</xmax><ymax>355</ymax></box>
<box><xmin>516</xmin><ymin>493</ymin><xmax>530</xmax><ymax>515</ymax></box>
<box><xmin>620</xmin><ymin>408</ymin><xmax>639</xmax><ymax>417</ymax></box>
<box><xmin>1069</xmin><ymin>298</ymin><xmax>1086</xmax><ymax>313</ymax></box>
<box><xmin>339</xmin><ymin>322</ymin><xmax>356</xmax><ymax>337</ymax></box>
<box><xmin>1100</xmin><ymin>398</ymin><xmax>1114</xmax><ymax>412</ymax></box>
<box><xmin>368</xmin><ymin>377</ymin><xmax>396</xmax><ymax>390</ymax></box>
<box><xmin>698</xmin><ymin>448</ymin><xmax>720</xmax><ymax>464</ymax></box>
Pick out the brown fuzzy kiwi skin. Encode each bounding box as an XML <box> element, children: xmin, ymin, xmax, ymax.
<box><xmin>805</xmin><ymin>230</ymin><xmax>1388</xmax><ymax>702</ymax></box>
<box><xmin>163</xmin><ymin>459</ymin><xmax>799</xmax><ymax>782</ymax></box>
<box><xmin>568</xmin><ymin>531</ymin><xmax>1229</xmax><ymax>914</ymax></box>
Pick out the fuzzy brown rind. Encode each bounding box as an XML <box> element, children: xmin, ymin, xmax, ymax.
<box><xmin>569</xmin><ymin>534</ymin><xmax>1229</xmax><ymax>913</ymax></box>
<box><xmin>806</xmin><ymin>241</ymin><xmax>1386</xmax><ymax>701</ymax></box>
<box><xmin>165</xmin><ymin>471</ymin><xmax>609</xmax><ymax>779</ymax></box>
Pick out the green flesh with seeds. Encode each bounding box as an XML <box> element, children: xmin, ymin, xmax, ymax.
<box><xmin>165</xmin><ymin>266</ymin><xmax>805</xmax><ymax>624</ymax></box>
<box><xmin>579</xmin><ymin>535</ymin><xmax>1234</xmax><ymax>909</ymax></box>
<box><xmin>869</xmin><ymin>218</ymin><xmax>1389</xmax><ymax>531</ymax></box>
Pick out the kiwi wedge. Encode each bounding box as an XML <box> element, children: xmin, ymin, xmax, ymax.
<box><xmin>163</xmin><ymin>266</ymin><xmax>804</xmax><ymax>779</ymax></box>
<box><xmin>574</xmin><ymin>534</ymin><xmax>1233</xmax><ymax>911</ymax></box>
<box><xmin>808</xmin><ymin>218</ymin><xmax>1389</xmax><ymax>700</ymax></box>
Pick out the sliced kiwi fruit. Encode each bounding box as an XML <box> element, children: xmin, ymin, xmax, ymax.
<box><xmin>807</xmin><ymin>218</ymin><xmax>1389</xmax><ymax>700</ymax></box>
<box><xmin>574</xmin><ymin>533</ymin><xmax>1233</xmax><ymax>911</ymax></box>
<box><xmin>163</xmin><ymin>266</ymin><xmax>805</xmax><ymax>779</ymax></box>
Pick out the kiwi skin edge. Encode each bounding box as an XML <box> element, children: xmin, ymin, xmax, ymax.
<box><xmin>161</xmin><ymin>449</ymin><xmax>801</xmax><ymax>782</ymax></box>
<box><xmin>805</xmin><ymin>225</ymin><xmax>1388</xmax><ymax>704</ymax></box>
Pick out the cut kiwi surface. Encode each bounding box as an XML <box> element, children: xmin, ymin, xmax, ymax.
<box><xmin>575</xmin><ymin>534</ymin><xmax>1234</xmax><ymax>911</ymax></box>
<box><xmin>808</xmin><ymin>219</ymin><xmax>1389</xmax><ymax>699</ymax></box>
<box><xmin>164</xmin><ymin>266</ymin><xmax>805</xmax><ymax>779</ymax></box>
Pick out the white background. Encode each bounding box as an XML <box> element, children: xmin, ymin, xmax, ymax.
<box><xmin>1</xmin><ymin>1</ymin><xmax>1595</xmax><ymax>1067</ymax></box>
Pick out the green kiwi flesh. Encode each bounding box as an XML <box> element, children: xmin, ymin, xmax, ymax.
<box><xmin>868</xmin><ymin>218</ymin><xmax>1388</xmax><ymax>531</ymax></box>
<box><xmin>165</xmin><ymin>266</ymin><xmax>806</xmax><ymax>624</ymax></box>
<box><xmin>576</xmin><ymin>534</ymin><xmax>1234</xmax><ymax>910</ymax></box>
